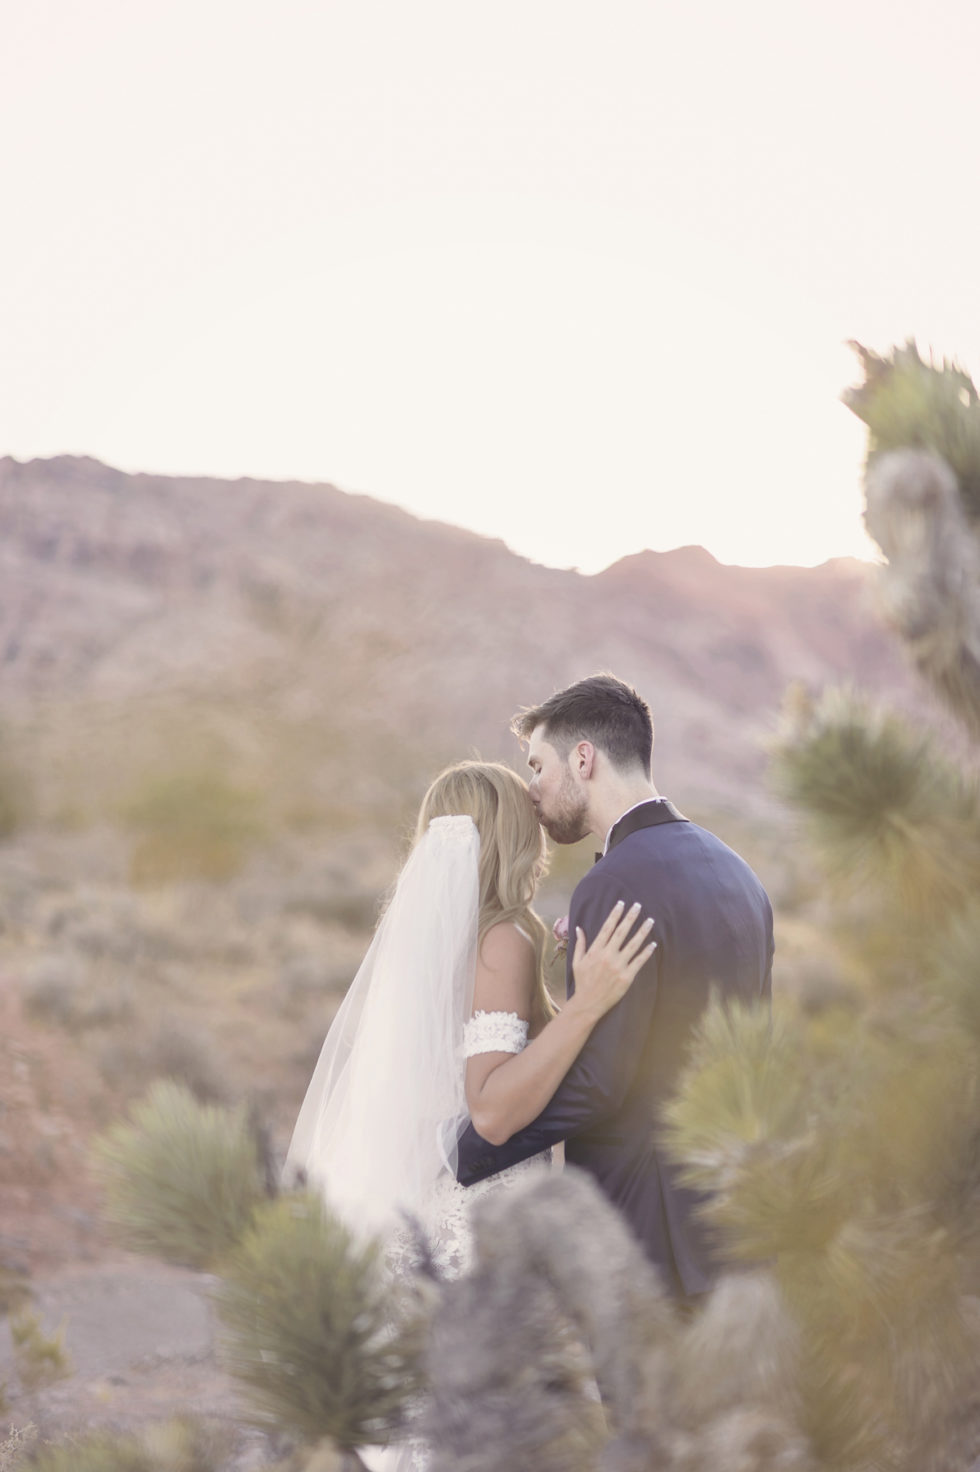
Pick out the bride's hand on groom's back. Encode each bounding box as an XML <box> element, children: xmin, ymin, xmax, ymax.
<box><xmin>569</xmin><ymin>900</ymin><xmax>656</xmax><ymax>1023</ymax></box>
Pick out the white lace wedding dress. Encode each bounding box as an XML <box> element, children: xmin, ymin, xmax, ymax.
<box><xmin>371</xmin><ymin>1007</ymin><xmax>552</xmax><ymax>1472</ymax></box>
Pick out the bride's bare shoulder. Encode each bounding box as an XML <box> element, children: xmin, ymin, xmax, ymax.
<box><xmin>473</xmin><ymin>921</ymin><xmax>536</xmax><ymax>1012</ymax></box>
<box><xmin>479</xmin><ymin>920</ymin><xmax>534</xmax><ymax>967</ymax></box>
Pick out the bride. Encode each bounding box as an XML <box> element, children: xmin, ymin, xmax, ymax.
<box><xmin>284</xmin><ymin>760</ymin><xmax>654</xmax><ymax>1463</ymax></box>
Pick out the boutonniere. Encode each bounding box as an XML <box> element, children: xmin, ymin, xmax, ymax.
<box><xmin>551</xmin><ymin>914</ymin><xmax>570</xmax><ymax>963</ymax></box>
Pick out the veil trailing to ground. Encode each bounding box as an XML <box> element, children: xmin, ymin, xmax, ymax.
<box><xmin>284</xmin><ymin>815</ymin><xmax>480</xmax><ymax>1239</ymax></box>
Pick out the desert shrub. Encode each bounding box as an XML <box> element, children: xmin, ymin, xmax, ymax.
<box><xmin>45</xmin><ymin>902</ymin><xmax>189</xmax><ymax>966</ymax></box>
<box><xmin>21</xmin><ymin>954</ymin><xmax>132</xmax><ymax>1031</ymax></box>
<box><xmin>94</xmin><ymin>1081</ymin><xmax>268</xmax><ymax>1269</ymax></box>
<box><xmin>24</xmin><ymin>1433</ymin><xmax>152</xmax><ymax>1472</ymax></box>
<box><xmin>0</xmin><ymin>737</ymin><xmax>30</xmax><ymax>840</ymax></box>
<box><xmin>8</xmin><ymin>1309</ymin><xmax>71</xmax><ymax>1393</ymax></box>
<box><xmin>213</xmin><ymin>1193</ymin><xmax>423</xmax><ymax>1451</ymax></box>
<box><xmin>18</xmin><ymin>1418</ymin><xmax>232</xmax><ymax>1472</ymax></box>
<box><xmin>282</xmin><ymin>886</ymin><xmax>380</xmax><ymax>932</ymax></box>
<box><xmin>140</xmin><ymin>1017</ymin><xmax>228</xmax><ymax>1102</ymax></box>
<box><xmin>0</xmin><ymin>1258</ymin><xmax>32</xmax><ymax>1316</ymax></box>
<box><xmin>136</xmin><ymin>1417</ymin><xmax>235</xmax><ymax>1472</ymax></box>
<box><xmin>278</xmin><ymin>954</ymin><xmax>353</xmax><ymax>1004</ymax></box>
<box><xmin>82</xmin><ymin>986</ymin><xmax>134</xmax><ymax>1029</ymax></box>
<box><xmin>98</xmin><ymin>1017</ymin><xmax>230</xmax><ymax>1104</ymax></box>
<box><xmin>20</xmin><ymin>956</ymin><xmax>84</xmax><ymax>1027</ymax></box>
<box><xmin>122</xmin><ymin>769</ymin><xmax>266</xmax><ymax>884</ymax></box>
<box><xmin>0</xmin><ymin>1423</ymin><xmax>37</xmax><ymax>1472</ymax></box>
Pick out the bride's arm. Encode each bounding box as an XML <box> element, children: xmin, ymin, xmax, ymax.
<box><xmin>464</xmin><ymin>902</ymin><xmax>655</xmax><ymax>1146</ymax></box>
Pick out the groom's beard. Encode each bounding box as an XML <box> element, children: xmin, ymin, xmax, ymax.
<box><xmin>539</xmin><ymin>770</ymin><xmax>590</xmax><ymax>846</ymax></box>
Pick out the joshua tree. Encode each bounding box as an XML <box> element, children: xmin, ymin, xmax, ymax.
<box><xmin>844</xmin><ymin>340</ymin><xmax>980</xmax><ymax>735</ymax></box>
<box><xmin>655</xmin><ymin>343</ymin><xmax>980</xmax><ymax>1472</ymax></box>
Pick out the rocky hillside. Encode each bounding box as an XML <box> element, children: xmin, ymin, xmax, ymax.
<box><xmin>0</xmin><ymin>454</ymin><xmax>917</xmax><ymax>821</ymax></box>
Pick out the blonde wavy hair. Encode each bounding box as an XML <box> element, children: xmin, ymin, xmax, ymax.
<box><xmin>416</xmin><ymin>760</ymin><xmax>556</xmax><ymax>1024</ymax></box>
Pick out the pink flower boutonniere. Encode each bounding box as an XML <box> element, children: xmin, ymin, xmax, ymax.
<box><xmin>552</xmin><ymin>914</ymin><xmax>570</xmax><ymax>963</ymax></box>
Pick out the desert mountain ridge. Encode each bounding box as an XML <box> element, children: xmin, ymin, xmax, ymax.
<box><xmin>0</xmin><ymin>453</ymin><xmax>919</xmax><ymax>822</ymax></box>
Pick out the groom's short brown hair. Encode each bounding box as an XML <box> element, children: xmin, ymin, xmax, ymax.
<box><xmin>512</xmin><ymin>674</ymin><xmax>653</xmax><ymax>774</ymax></box>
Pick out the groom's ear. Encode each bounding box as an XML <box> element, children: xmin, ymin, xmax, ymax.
<box><xmin>573</xmin><ymin>740</ymin><xmax>596</xmax><ymax>780</ymax></box>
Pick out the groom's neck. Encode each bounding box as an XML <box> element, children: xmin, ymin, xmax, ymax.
<box><xmin>589</xmin><ymin>774</ymin><xmax>659</xmax><ymax>842</ymax></box>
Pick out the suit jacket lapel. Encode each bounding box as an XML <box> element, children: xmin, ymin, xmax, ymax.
<box><xmin>605</xmin><ymin>798</ymin><xmax>688</xmax><ymax>855</ymax></box>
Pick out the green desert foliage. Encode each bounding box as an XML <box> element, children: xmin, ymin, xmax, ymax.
<box><xmin>122</xmin><ymin>767</ymin><xmax>266</xmax><ymax>883</ymax></box>
<box><xmin>0</xmin><ymin>728</ymin><xmax>31</xmax><ymax>839</ymax></box>
<box><xmin>19</xmin><ymin>1418</ymin><xmax>232</xmax><ymax>1472</ymax></box>
<box><xmin>21</xmin><ymin>1432</ymin><xmax>151</xmax><ymax>1472</ymax></box>
<box><xmin>662</xmin><ymin>750</ymin><xmax>980</xmax><ymax>1467</ymax></box>
<box><xmin>94</xmin><ymin>1081</ymin><xmax>268</xmax><ymax>1269</ymax></box>
<box><xmin>652</xmin><ymin>347</ymin><xmax>980</xmax><ymax>1472</ymax></box>
<box><xmin>213</xmin><ymin>1193</ymin><xmax>424</xmax><ymax>1451</ymax></box>
<box><xmin>7</xmin><ymin>1309</ymin><xmax>72</xmax><ymax>1394</ymax></box>
<box><xmin>843</xmin><ymin>340</ymin><xmax>980</xmax><ymax>737</ymax></box>
<box><xmin>844</xmin><ymin>338</ymin><xmax>980</xmax><ymax>519</ymax></box>
<box><xmin>97</xmin><ymin>1016</ymin><xmax>230</xmax><ymax>1105</ymax></box>
<box><xmin>22</xmin><ymin>954</ymin><xmax>133</xmax><ymax>1032</ymax></box>
<box><xmin>772</xmin><ymin>686</ymin><xmax>980</xmax><ymax>921</ymax></box>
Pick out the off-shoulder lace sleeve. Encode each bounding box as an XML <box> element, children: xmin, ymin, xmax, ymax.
<box><xmin>463</xmin><ymin>1009</ymin><xmax>529</xmax><ymax>1057</ymax></box>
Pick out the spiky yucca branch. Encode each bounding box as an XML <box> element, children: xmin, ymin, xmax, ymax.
<box><xmin>94</xmin><ymin>1080</ymin><xmax>269</xmax><ymax>1270</ymax></box>
<box><xmin>662</xmin><ymin>996</ymin><xmax>980</xmax><ymax>1472</ymax></box>
<box><xmin>214</xmin><ymin>1193</ymin><xmax>425</xmax><ymax>1453</ymax></box>
<box><xmin>845</xmin><ymin>341</ymin><xmax>980</xmax><ymax>734</ymax></box>
<box><xmin>771</xmin><ymin>686</ymin><xmax>980</xmax><ymax>920</ymax></box>
<box><xmin>844</xmin><ymin>340</ymin><xmax>980</xmax><ymax>518</ymax></box>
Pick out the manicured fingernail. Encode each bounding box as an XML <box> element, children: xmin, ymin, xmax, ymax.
<box><xmin>629</xmin><ymin>901</ymin><xmax>640</xmax><ymax>911</ymax></box>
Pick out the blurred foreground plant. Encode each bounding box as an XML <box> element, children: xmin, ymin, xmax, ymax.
<box><xmin>663</xmin><ymin>992</ymin><xmax>980</xmax><ymax>1470</ymax></box>
<box><xmin>650</xmin><ymin>343</ymin><xmax>980</xmax><ymax>1472</ymax></box>
<box><xmin>772</xmin><ymin>686</ymin><xmax>980</xmax><ymax>922</ymax></box>
<box><xmin>94</xmin><ymin>1081</ymin><xmax>268</xmax><ymax>1268</ymax></box>
<box><xmin>424</xmin><ymin>1170</ymin><xmax>814</xmax><ymax>1472</ymax></box>
<box><xmin>213</xmin><ymin>1193</ymin><xmax>424</xmax><ymax>1454</ymax></box>
<box><xmin>92</xmin><ymin>1089</ymin><xmax>420</xmax><ymax>1467</ymax></box>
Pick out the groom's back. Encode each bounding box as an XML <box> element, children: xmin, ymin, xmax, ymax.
<box><xmin>566</xmin><ymin>813</ymin><xmax>773</xmax><ymax>1295</ymax></box>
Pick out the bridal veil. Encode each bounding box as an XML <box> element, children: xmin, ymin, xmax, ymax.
<box><xmin>284</xmin><ymin>815</ymin><xmax>480</xmax><ymax>1238</ymax></box>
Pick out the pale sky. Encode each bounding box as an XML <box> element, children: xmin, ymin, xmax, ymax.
<box><xmin>3</xmin><ymin>1</ymin><xmax>978</xmax><ymax>572</ymax></box>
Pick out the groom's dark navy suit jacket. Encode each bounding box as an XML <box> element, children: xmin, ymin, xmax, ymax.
<box><xmin>455</xmin><ymin>799</ymin><xmax>774</xmax><ymax>1297</ymax></box>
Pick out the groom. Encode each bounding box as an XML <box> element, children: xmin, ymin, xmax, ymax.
<box><xmin>455</xmin><ymin>673</ymin><xmax>774</xmax><ymax>1300</ymax></box>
